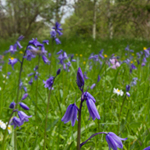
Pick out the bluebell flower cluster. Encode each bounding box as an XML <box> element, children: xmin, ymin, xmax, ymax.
<box><xmin>50</xmin><ymin>22</ymin><xmax>62</xmax><ymax>44</ymax></box>
<box><xmin>61</xmin><ymin>67</ymin><xmax>100</xmax><ymax>126</ymax></box>
<box><xmin>6</xmin><ymin>35</ymin><xmax>24</xmax><ymax>54</ymax></box>
<box><xmin>57</xmin><ymin>50</ymin><xmax>76</xmax><ymax>72</ymax></box>
<box><xmin>89</xmin><ymin>49</ymin><xmax>104</xmax><ymax>68</ymax></box>
<box><xmin>24</xmin><ymin>38</ymin><xmax>50</xmax><ymax>64</ymax></box>
<box><xmin>9</xmin><ymin>92</ymin><xmax>31</xmax><ymax>129</ymax></box>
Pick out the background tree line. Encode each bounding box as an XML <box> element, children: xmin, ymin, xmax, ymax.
<box><xmin>0</xmin><ymin>0</ymin><xmax>150</xmax><ymax>39</ymax></box>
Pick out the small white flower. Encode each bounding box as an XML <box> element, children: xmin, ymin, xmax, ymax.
<box><xmin>7</xmin><ymin>125</ymin><xmax>12</xmax><ymax>134</ymax></box>
<box><xmin>0</xmin><ymin>120</ymin><xmax>6</xmax><ymax>130</ymax></box>
<box><xmin>0</xmin><ymin>87</ymin><xmax>1</xmax><ymax>91</ymax></box>
<box><xmin>113</xmin><ymin>88</ymin><xmax>124</xmax><ymax>96</ymax></box>
<box><xmin>2</xmin><ymin>74</ymin><xmax>6</xmax><ymax>78</ymax></box>
<box><xmin>3</xmin><ymin>80</ymin><xmax>5</xmax><ymax>83</ymax></box>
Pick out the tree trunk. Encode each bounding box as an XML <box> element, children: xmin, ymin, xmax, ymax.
<box><xmin>92</xmin><ymin>0</ymin><xmax>97</xmax><ymax>40</ymax></box>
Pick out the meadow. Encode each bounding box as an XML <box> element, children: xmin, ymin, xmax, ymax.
<box><xmin>0</xmin><ymin>30</ymin><xmax>150</xmax><ymax>150</ymax></box>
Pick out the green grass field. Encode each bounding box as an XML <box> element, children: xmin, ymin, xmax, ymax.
<box><xmin>0</xmin><ymin>37</ymin><xmax>150</xmax><ymax>150</ymax></box>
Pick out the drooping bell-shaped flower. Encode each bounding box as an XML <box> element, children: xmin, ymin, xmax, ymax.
<box><xmin>105</xmin><ymin>132</ymin><xmax>127</xmax><ymax>150</ymax></box>
<box><xmin>11</xmin><ymin>117</ymin><xmax>23</xmax><ymax>129</ymax></box>
<box><xmin>84</xmin><ymin>92</ymin><xmax>100</xmax><ymax>120</ymax></box>
<box><xmin>18</xmin><ymin>111</ymin><xmax>32</xmax><ymax>123</ymax></box>
<box><xmin>55</xmin><ymin>38</ymin><xmax>61</xmax><ymax>44</ymax></box>
<box><xmin>61</xmin><ymin>103</ymin><xmax>78</xmax><ymax>126</ymax></box>
<box><xmin>8</xmin><ymin>58</ymin><xmax>18</xmax><ymax>70</ymax></box>
<box><xmin>42</xmin><ymin>55</ymin><xmax>50</xmax><ymax>64</ymax></box>
<box><xmin>143</xmin><ymin>146</ymin><xmax>150</xmax><ymax>150</ymax></box>
<box><xmin>43</xmin><ymin>76</ymin><xmax>54</xmax><ymax>90</ymax></box>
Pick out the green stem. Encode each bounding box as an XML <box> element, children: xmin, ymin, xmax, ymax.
<box><xmin>77</xmin><ymin>100</ymin><xmax>83</xmax><ymax>150</ymax></box>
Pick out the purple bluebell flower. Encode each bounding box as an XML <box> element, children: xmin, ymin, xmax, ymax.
<box><xmin>63</xmin><ymin>63</ymin><xmax>66</xmax><ymax>70</ymax></box>
<box><xmin>7</xmin><ymin>72</ymin><xmax>11</xmax><ymax>76</ymax></box>
<box><xmin>8</xmin><ymin>45</ymin><xmax>17</xmax><ymax>54</ymax></box>
<box><xmin>131</xmin><ymin>64</ymin><xmax>136</xmax><ymax>69</ymax></box>
<box><xmin>11</xmin><ymin>117</ymin><xmax>23</xmax><ymax>128</ymax></box>
<box><xmin>8</xmin><ymin>58</ymin><xmax>18</xmax><ymax>69</ymax></box>
<box><xmin>83</xmin><ymin>72</ymin><xmax>88</xmax><ymax>80</ymax></box>
<box><xmin>50</xmin><ymin>30</ymin><xmax>56</xmax><ymax>38</ymax></box>
<box><xmin>43</xmin><ymin>77</ymin><xmax>54</xmax><ymax>90</ymax></box>
<box><xmin>131</xmin><ymin>77</ymin><xmax>138</xmax><ymax>86</ymax></box>
<box><xmin>90</xmin><ymin>83</ymin><xmax>96</xmax><ymax>89</ymax></box>
<box><xmin>123</xmin><ymin>59</ymin><xmax>130</xmax><ymax>64</ymax></box>
<box><xmin>9</xmin><ymin>102</ymin><xmax>16</xmax><ymax>109</ymax></box>
<box><xmin>89</xmin><ymin>54</ymin><xmax>99</xmax><ymax>61</ymax></box>
<box><xmin>144</xmin><ymin>49</ymin><xmax>149</xmax><ymax>57</ymax></box>
<box><xmin>56</xmin><ymin>68</ymin><xmax>61</xmax><ymax>75</ymax></box>
<box><xmin>48</xmin><ymin>53</ymin><xmax>51</xmax><ymax>57</ymax></box>
<box><xmin>0</xmin><ymin>66</ymin><xmax>2</xmax><ymax>71</ymax></box>
<box><xmin>55</xmin><ymin>38</ymin><xmax>61</xmax><ymax>44</ymax></box>
<box><xmin>126</xmin><ymin>85</ymin><xmax>130</xmax><ymax>92</ymax></box>
<box><xmin>97</xmin><ymin>75</ymin><xmax>101</xmax><ymax>82</ymax></box>
<box><xmin>99</xmin><ymin>49</ymin><xmax>104</xmax><ymax>59</ymax></box>
<box><xmin>52</xmin><ymin>22</ymin><xmax>63</xmax><ymax>36</ymax></box>
<box><xmin>125</xmin><ymin>45</ymin><xmax>129</xmax><ymax>51</ymax></box>
<box><xmin>84</xmin><ymin>92</ymin><xmax>100</xmax><ymax>120</ymax></box>
<box><xmin>42</xmin><ymin>55</ymin><xmax>50</xmax><ymax>64</ymax></box>
<box><xmin>143</xmin><ymin>146</ymin><xmax>150</xmax><ymax>150</ymax></box>
<box><xmin>34</xmin><ymin>72</ymin><xmax>39</xmax><ymax>80</ymax></box>
<box><xmin>18</xmin><ymin>111</ymin><xmax>32</xmax><ymax>123</ymax></box>
<box><xmin>143</xmin><ymin>57</ymin><xmax>147</xmax><ymax>63</ymax></box>
<box><xmin>34</xmin><ymin>66</ymin><xmax>38</xmax><ymax>71</ymax></box>
<box><xmin>66</xmin><ymin>62</ymin><xmax>71</xmax><ymax>67</ymax></box>
<box><xmin>28</xmin><ymin>78</ymin><xmax>33</xmax><ymax>85</ymax></box>
<box><xmin>126</xmin><ymin>92</ymin><xmax>130</xmax><ymax>97</ymax></box>
<box><xmin>61</xmin><ymin>103</ymin><xmax>78</xmax><ymax>126</ymax></box>
<box><xmin>19</xmin><ymin>81</ymin><xmax>23</xmax><ymax>89</ymax></box>
<box><xmin>19</xmin><ymin>102</ymin><xmax>29</xmax><ymax>110</ymax></box>
<box><xmin>57</xmin><ymin>49</ymin><xmax>63</xmax><ymax>55</ymax></box>
<box><xmin>24</xmin><ymin>50</ymin><xmax>36</xmax><ymax>61</ymax></box>
<box><xmin>130</xmin><ymin>64</ymin><xmax>137</xmax><ymax>73</ymax></box>
<box><xmin>142</xmin><ymin>62</ymin><xmax>146</xmax><ymax>66</ymax></box>
<box><xmin>42</xmin><ymin>40</ymin><xmax>49</xmax><ymax>45</ymax></box>
<box><xmin>23</xmin><ymin>86</ymin><xmax>27</xmax><ymax>92</ymax></box>
<box><xmin>137</xmin><ymin>60</ymin><xmax>140</xmax><ymax>65</ymax></box>
<box><xmin>76</xmin><ymin>67</ymin><xmax>84</xmax><ymax>90</ymax></box>
<box><xmin>41</xmin><ymin>46</ymin><xmax>47</xmax><ymax>56</ymax></box>
<box><xmin>21</xmin><ymin>93</ymin><xmax>28</xmax><ymax>100</ymax></box>
<box><xmin>28</xmin><ymin>38</ymin><xmax>42</xmax><ymax>47</ymax></box>
<box><xmin>106</xmin><ymin>132</ymin><xmax>127</xmax><ymax>150</ymax></box>
<box><xmin>16</xmin><ymin>41</ymin><xmax>22</xmax><ymax>49</ymax></box>
<box><xmin>17</xmin><ymin>35</ymin><xmax>24</xmax><ymax>41</ymax></box>
<box><xmin>28</xmin><ymin>73</ymin><xmax>34</xmax><ymax>77</ymax></box>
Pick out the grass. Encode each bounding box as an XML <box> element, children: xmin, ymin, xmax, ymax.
<box><xmin>0</xmin><ymin>37</ymin><xmax>150</xmax><ymax>150</ymax></box>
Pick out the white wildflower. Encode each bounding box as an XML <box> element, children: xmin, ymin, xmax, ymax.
<box><xmin>113</xmin><ymin>88</ymin><xmax>124</xmax><ymax>96</ymax></box>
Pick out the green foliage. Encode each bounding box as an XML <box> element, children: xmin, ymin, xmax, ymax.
<box><xmin>0</xmin><ymin>38</ymin><xmax>150</xmax><ymax>149</ymax></box>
